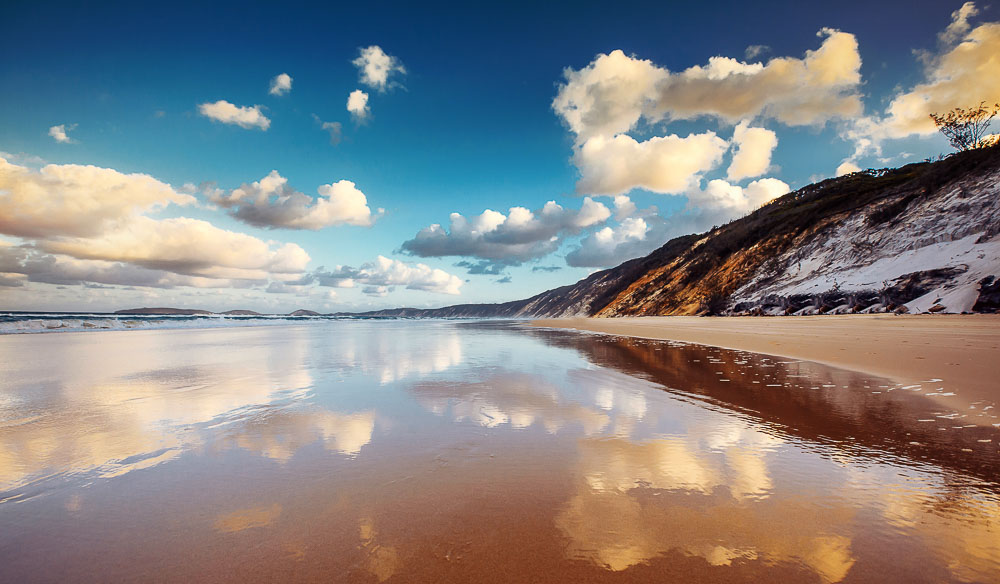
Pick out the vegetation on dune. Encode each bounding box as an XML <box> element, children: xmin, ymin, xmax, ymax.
<box><xmin>597</xmin><ymin>143</ymin><xmax>1000</xmax><ymax>316</ymax></box>
<box><xmin>930</xmin><ymin>102</ymin><xmax>1000</xmax><ymax>152</ymax></box>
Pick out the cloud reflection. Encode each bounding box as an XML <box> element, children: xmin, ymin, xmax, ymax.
<box><xmin>411</xmin><ymin>373</ymin><xmax>615</xmax><ymax>435</ymax></box>
<box><xmin>333</xmin><ymin>323</ymin><xmax>463</xmax><ymax>384</ymax></box>
<box><xmin>0</xmin><ymin>327</ymin><xmax>371</xmax><ymax>491</ymax></box>
<box><xmin>556</xmin><ymin>431</ymin><xmax>854</xmax><ymax>582</ymax></box>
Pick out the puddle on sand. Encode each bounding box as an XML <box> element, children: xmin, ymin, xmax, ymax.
<box><xmin>1</xmin><ymin>320</ymin><xmax>998</xmax><ymax>583</ymax></box>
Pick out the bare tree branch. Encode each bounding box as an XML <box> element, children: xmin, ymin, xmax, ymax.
<box><xmin>929</xmin><ymin>102</ymin><xmax>1000</xmax><ymax>151</ymax></box>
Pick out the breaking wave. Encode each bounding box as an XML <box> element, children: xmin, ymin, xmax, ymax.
<box><xmin>0</xmin><ymin>313</ymin><xmax>362</xmax><ymax>334</ymax></box>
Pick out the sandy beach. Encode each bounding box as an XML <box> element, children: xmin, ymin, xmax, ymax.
<box><xmin>533</xmin><ymin>314</ymin><xmax>1000</xmax><ymax>412</ymax></box>
<box><xmin>3</xmin><ymin>320</ymin><xmax>1000</xmax><ymax>582</ymax></box>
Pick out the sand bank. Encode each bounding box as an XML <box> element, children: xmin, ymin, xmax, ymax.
<box><xmin>532</xmin><ymin>315</ymin><xmax>1000</xmax><ymax>412</ymax></box>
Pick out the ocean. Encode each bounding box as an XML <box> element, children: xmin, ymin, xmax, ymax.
<box><xmin>0</xmin><ymin>311</ymin><xmax>398</xmax><ymax>334</ymax></box>
<box><xmin>1</xmin><ymin>319</ymin><xmax>998</xmax><ymax>582</ymax></box>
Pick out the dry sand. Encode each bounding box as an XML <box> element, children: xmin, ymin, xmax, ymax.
<box><xmin>532</xmin><ymin>314</ymin><xmax>1000</xmax><ymax>414</ymax></box>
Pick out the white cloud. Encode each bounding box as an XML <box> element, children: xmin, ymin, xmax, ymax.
<box><xmin>552</xmin><ymin>50</ymin><xmax>667</xmax><ymax>143</ymax></box>
<box><xmin>574</xmin><ymin>132</ymin><xmax>729</xmax><ymax>195</ymax></box>
<box><xmin>553</xmin><ymin>32</ymin><xmax>857</xmax><ymax>199</ymax></box>
<box><xmin>727</xmin><ymin>121</ymin><xmax>778</xmax><ymax>181</ymax></box>
<box><xmin>612</xmin><ymin>195</ymin><xmax>637</xmax><ymax>221</ymax></box>
<box><xmin>0</xmin><ymin>151</ymin><xmax>45</xmax><ymax>166</ymax></box>
<box><xmin>198</xmin><ymin>100</ymin><xmax>271</xmax><ymax>130</ymax></box>
<box><xmin>41</xmin><ymin>216</ymin><xmax>310</xmax><ymax>280</ymax></box>
<box><xmin>352</xmin><ymin>45</ymin><xmax>406</xmax><ymax>92</ymax></box>
<box><xmin>0</xmin><ymin>246</ymin><xmax>241</xmax><ymax>289</ymax></box>
<box><xmin>657</xmin><ymin>28</ymin><xmax>863</xmax><ymax>126</ymax></box>
<box><xmin>841</xmin><ymin>5</ymin><xmax>999</xmax><ymax>162</ymax></box>
<box><xmin>0</xmin><ymin>155</ymin><xmax>312</xmax><ymax>290</ymax></box>
<box><xmin>210</xmin><ymin>170</ymin><xmax>378</xmax><ymax>229</ymax></box>
<box><xmin>553</xmin><ymin>30</ymin><xmax>862</xmax><ymax>141</ymax></box>
<box><xmin>689</xmin><ymin>178</ymin><xmax>790</xmax><ymax>216</ymax></box>
<box><xmin>0</xmin><ymin>155</ymin><xmax>195</xmax><ymax>238</ymax></box>
<box><xmin>940</xmin><ymin>2</ymin><xmax>979</xmax><ymax>45</ymax></box>
<box><xmin>316</xmin><ymin>256</ymin><xmax>462</xmax><ymax>296</ymax></box>
<box><xmin>48</xmin><ymin>124</ymin><xmax>76</xmax><ymax>143</ymax></box>
<box><xmin>567</xmin><ymin>217</ymin><xmax>649</xmax><ymax>267</ymax></box>
<box><xmin>269</xmin><ymin>73</ymin><xmax>293</xmax><ymax>96</ymax></box>
<box><xmin>836</xmin><ymin>161</ymin><xmax>861</xmax><ymax>176</ymax></box>
<box><xmin>401</xmin><ymin>198</ymin><xmax>611</xmax><ymax>269</ymax></box>
<box><xmin>347</xmin><ymin>90</ymin><xmax>370</xmax><ymax>120</ymax></box>
<box><xmin>567</xmin><ymin>179</ymin><xmax>789</xmax><ymax>268</ymax></box>
<box><xmin>872</xmin><ymin>12</ymin><xmax>1000</xmax><ymax>140</ymax></box>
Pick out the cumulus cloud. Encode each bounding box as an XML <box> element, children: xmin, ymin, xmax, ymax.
<box><xmin>352</xmin><ymin>45</ymin><xmax>406</xmax><ymax>91</ymax></box>
<box><xmin>688</xmin><ymin>178</ymin><xmax>790</xmax><ymax>216</ymax></box>
<box><xmin>574</xmin><ymin>132</ymin><xmax>729</xmax><ymax>195</ymax></box>
<box><xmin>727</xmin><ymin>121</ymin><xmax>778</xmax><ymax>181</ymax></box>
<box><xmin>566</xmin><ymin>217</ymin><xmax>650</xmax><ymax>267</ymax></box>
<box><xmin>209</xmin><ymin>170</ymin><xmax>378</xmax><ymax>229</ymax></box>
<box><xmin>347</xmin><ymin>90</ymin><xmax>370</xmax><ymax>120</ymax></box>
<box><xmin>0</xmin><ymin>155</ymin><xmax>313</xmax><ymax>290</ymax></box>
<box><xmin>315</xmin><ymin>256</ymin><xmax>462</xmax><ymax>295</ymax></box>
<box><xmin>269</xmin><ymin>73</ymin><xmax>293</xmax><ymax>96</ymax></box>
<box><xmin>0</xmin><ymin>151</ymin><xmax>45</xmax><ymax>165</ymax></box>
<box><xmin>567</xmin><ymin>180</ymin><xmax>789</xmax><ymax>268</ymax></box>
<box><xmin>612</xmin><ymin>195</ymin><xmax>637</xmax><ymax>221</ymax></box>
<box><xmin>401</xmin><ymin>198</ymin><xmax>611</xmax><ymax>270</ymax></box>
<box><xmin>552</xmin><ymin>50</ymin><xmax>667</xmax><ymax>143</ymax></box>
<box><xmin>0</xmin><ymin>246</ymin><xmax>241</xmax><ymax>289</ymax></box>
<box><xmin>198</xmin><ymin>100</ymin><xmax>271</xmax><ymax>130</ymax></box>
<box><xmin>454</xmin><ymin>260</ymin><xmax>506</xmax><ymax>275</ymax></box>
<box><xmin>860</xmin><ymin>6</ymin><xmax>1000</xmax><ymax>143</ymax></box>
<box><xmin>554</xmin><ymin>29</ymin><xmax>862</xmax><ymax>142</ymax></box>
<box><xmin>41</xmin><ymin>216</ymin><xmax>310</xmax><ymax>280</ymax></box>
<box><xmin>363</xmin><ymin>285</ymin><xmax>390</xmax><ymax>297</ymax></box>
<box><xmin>48</xmin><ymin>124</ymin><xmax>77</xmax><ymax>143</ymax></box>
<box><xmin>553</xmin><ymin>32</ymin><xmax>855</xmax><ymax>198</ymax></box>
<box><xmin>0</xmin><ymin>156</ymin><xmax>195</xmax><ymax>238</ymax></box>
<box><xmin>654</xmin><ymin>28</ymin><xmax>862</xmax><ymax>126</ymax></box>
<box><xmin>836</xmin><ymin>161</ymin><xmax>861</xmax><ymax>176</ymax></box>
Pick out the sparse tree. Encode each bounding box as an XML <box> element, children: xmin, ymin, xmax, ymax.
<box><xmin>929</xmin><ymin>102</ymin><xmax>1000</xmax><ymax>151</ymax></box>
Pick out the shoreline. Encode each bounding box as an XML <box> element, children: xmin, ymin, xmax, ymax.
<box><xmin>532</xmin><ymin>314</ymin><xmax>1000</xmax><ymax>418</ymax></box>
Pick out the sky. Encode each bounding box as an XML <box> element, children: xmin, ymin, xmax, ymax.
<box><xmin>1</xmin><ymin>0</ymin><xmax>998</xmax><ymax>313</ymax></box>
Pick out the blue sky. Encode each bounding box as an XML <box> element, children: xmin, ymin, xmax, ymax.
<box><xmin>1</xmin><ymin>0</ymin><xmax>996</xmax><ymax>312</ymax></box>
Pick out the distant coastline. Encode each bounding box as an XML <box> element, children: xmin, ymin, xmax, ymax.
<box><xmin>112</xmin><ymin>307</ymin><xmax>316</xmax><ymax>316</ymax></box>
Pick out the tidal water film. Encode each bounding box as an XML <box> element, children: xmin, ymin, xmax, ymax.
<box><xmin>1</xmin><ymin>321</ymin><xmax>998</xmax><ymax>583</ymax></box>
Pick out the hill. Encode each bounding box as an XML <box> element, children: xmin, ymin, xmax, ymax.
<box><xmin>354</xmin><ymin>145</ymin><xmax>1000</xmax><ymax>317</ymax></box>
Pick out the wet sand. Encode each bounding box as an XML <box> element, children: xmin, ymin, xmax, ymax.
<box><xmin>2</xmin><ymin>320</ymin><xmax>999</xmax><ymax>583</ymax></box>
<box><xmin>532</xmin><ymin>315</ymin><xmax>1000</xmax><ymax>411</ymax></box>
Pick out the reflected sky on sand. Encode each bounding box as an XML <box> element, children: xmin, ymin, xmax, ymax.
<box><xmin>1</xmin><ymin>320</ymin><xmax>998</xmax><ymax>583</ymax></box>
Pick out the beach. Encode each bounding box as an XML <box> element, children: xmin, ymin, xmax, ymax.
<box><xmin>2</xmin><ymin>320</ymin><xmax>999</xmax><ymax>582</ymax></box>
<box><xmin>533</xmin><ymin>314</ymin><xmax>1000</xmax><ymax>411</ymax></box>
